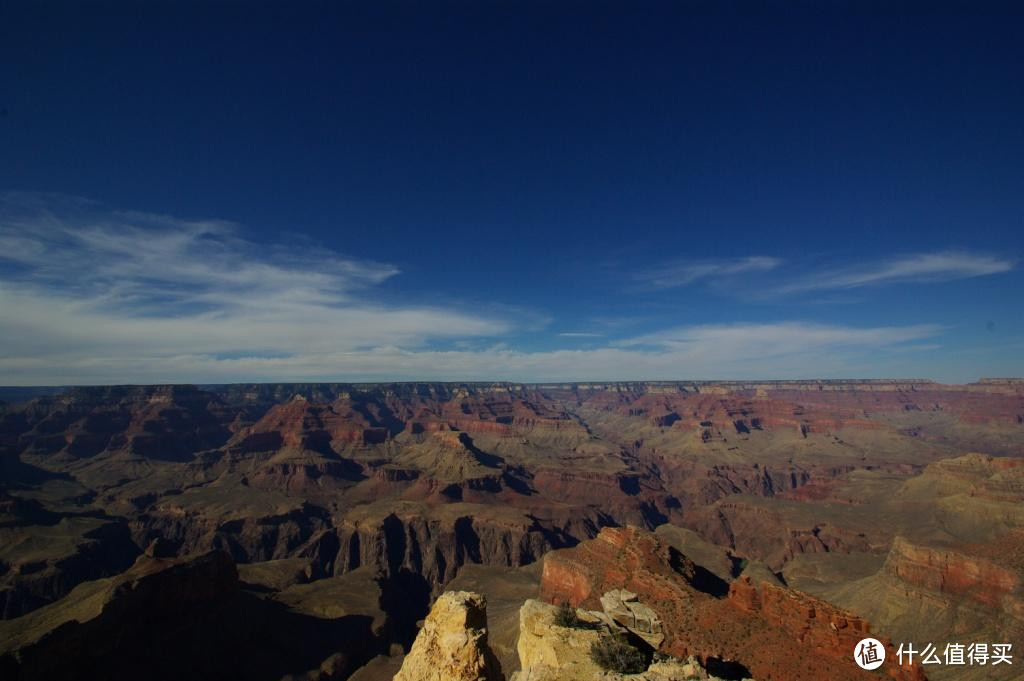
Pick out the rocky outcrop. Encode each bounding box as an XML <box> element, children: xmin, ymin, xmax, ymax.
<box><xmin>599</xmin><ymin>588</ymin><xmax>664</xmax><ymax>648</ymax></box>
<box><xmin>130</xmin><ymin>498</ymin><xmax>594</xmax><ymax>601</ymax></box>
<box><xmin>512</xmin><ymin>598</ymin><xmax>737</xmax><ymax>681</ymax></box>
<box><xmin>395</xmin><ymin>590</ymin><xmax>741</xmax><ymax>681</ymax></box>
<box><xmin>393</xmin><ymin>590</ymin><xmax>501</xmax><ymax>681</ymax></box>
<box><xmin>514</xmin><ymin>599</ymin><xmax>605</xmax><ymax>677</ymax></box>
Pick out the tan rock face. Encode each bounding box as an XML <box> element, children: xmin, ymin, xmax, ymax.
<box><xmin>393</xmin><ymin>590</ymin><xmax>500</xmax><ymax>681</ymax></box>
<box><xmin>515</xmin><ymin>599</ymin><xmax>605</xmax><ymax>677</ymax></box>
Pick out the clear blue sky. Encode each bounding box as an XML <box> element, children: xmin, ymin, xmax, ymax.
<box><xmin>1</xmin><ymin>2</ymin><xmax>1022</xmax><ymax>384</ymax></box>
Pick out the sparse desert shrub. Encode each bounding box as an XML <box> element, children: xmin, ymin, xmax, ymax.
<box><xmin>553</xmin><ymin>601</ymin><xmax>581</xmax><ymax>628</ymax></box>
<box><xmin>590</xmin><ymin>633</ymin><xmax>647</xmax><ymax>674</ymax></box>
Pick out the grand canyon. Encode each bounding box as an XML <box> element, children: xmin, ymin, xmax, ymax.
<box><xmin>1</xmin><ymin>379</ymin><xmax>1021</xmax><ymax>680</ymax></box>
<box><xmin>5</xmin><ymin>1</ymin><xmax>1022</xmax><ymax>679</ymax></box>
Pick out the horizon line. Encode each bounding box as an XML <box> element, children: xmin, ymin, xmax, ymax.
<box><xmin>3</xmin><ymin>377</ymin><xmax>1023</xmax><ymax>389</ymax></box>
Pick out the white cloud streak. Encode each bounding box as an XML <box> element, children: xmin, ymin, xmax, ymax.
<box><xmin>0</xmin><ymin>194</ymin><xmax>510</xmax><ymax>375</ymax></box>
<box><xmin>776</xmin><ymin>252</ymin><xmax>1015</xmax><ymax>294</ymax></box>
<box><xmin>0</xmin><ymin>195</ymin><xmax>959</xmax><ymax>384</ymax></box>
<box><xmin>615</xmin><ymin>322</ymin><xmax>944</xmax><ymax>352</ymax></box>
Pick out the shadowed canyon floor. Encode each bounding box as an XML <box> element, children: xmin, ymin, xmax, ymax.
<box><xmin>1</xmin><ymin>380</ymin><xmax>1022</xmax><ymax>680</ymax></box>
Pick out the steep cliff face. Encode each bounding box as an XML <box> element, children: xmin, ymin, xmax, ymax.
<box><xmin>130</xmin><ymin>500</ymin><xmax>332</xmax><ymax>564</ymax></box>
<box><xmin>130</xmin><ymin>499</ymin><xmax>574</xmax><ymax>594</ymax></box>
<box><xmin>393</xmin><ymin>591</ymin><xmax>501</xmax><ymax>681</ymax></box>
<box><xmin>539</xmin><ymin>527</ymin><xmax>925</xmax><ymax>681</ymax></box>
<box><xmin>313</xmin><ymin>506</ymin><xmax>586</xmax><ymax>596</ymax></box>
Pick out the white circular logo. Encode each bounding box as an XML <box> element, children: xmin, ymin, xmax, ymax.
<box><xmin>854</xmin><ymin>637</ymin><xmax>886</xmax><ymax>670</ymax></box>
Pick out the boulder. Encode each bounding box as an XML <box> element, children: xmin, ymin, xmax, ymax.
<box><xmin>599</xmin><ymin>588</ymin><xmax>665</xmax><ymax>647</ymax></box>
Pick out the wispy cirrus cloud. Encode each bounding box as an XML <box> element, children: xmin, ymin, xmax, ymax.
<box><xmin>775</xmin><ymin>251</ymin><xmax>1015</xmax><ymax>295</ymax></box>
<box><xmin>615</xmin><ymin>321</ymin><xmax>943</xmax><ymax>355</ymax></box>
<box><xmin>0</xmin><ymin>194</ymin><xmax>965</xmax><ymax>384</ymax></box>
<box><xmin>635</xmin><ymin>256</ymin><xmax>782</xmax><ymax>290</ymax></box>
<box><xmin>0</xmin><ymin>193</ymin><xmax>511</xmax><ymax>369</ymax></box>
<box><xmin>0</xmin><ymin>193</ymin><xmax>400</xmax><ymax>311</ymax></box>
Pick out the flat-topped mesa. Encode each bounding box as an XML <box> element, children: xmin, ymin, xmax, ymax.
<box><xmin>540</xmin><ymin>526</ymin><xmax>925</xmax><ymax>681</ymax></box>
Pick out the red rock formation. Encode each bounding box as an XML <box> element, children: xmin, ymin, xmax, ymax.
<box><xmin>541</xmin><ymin>526</ymin><xmax>925</xmax><ymax>681</ymax></box>
<box><xmin>229</xmin><ymin>395</ymin><xmax>375</xmax><ymax>451</ymax></box>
